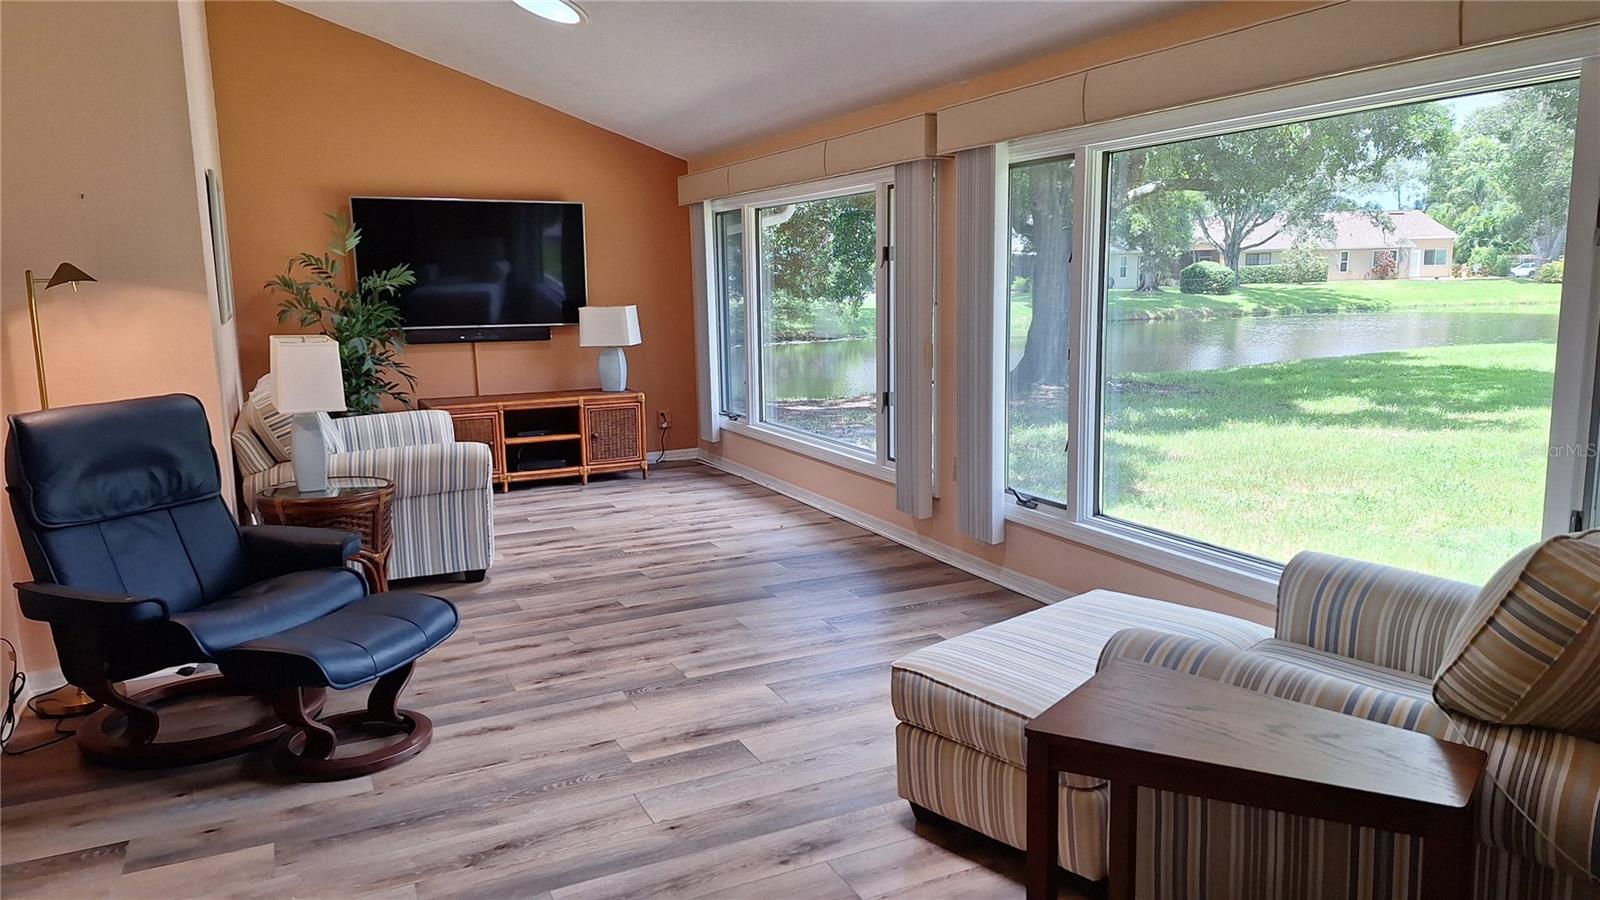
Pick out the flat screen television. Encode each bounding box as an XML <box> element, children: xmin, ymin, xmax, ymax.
<box><xmin>350</xmin><ymin>197</ymin><xmax>587</xmax><ymax>343</ymax></box>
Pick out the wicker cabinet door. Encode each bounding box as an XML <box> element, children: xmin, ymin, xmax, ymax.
<box><xmin>585</xmin><ymin>403</ymin><xmax>641</xmax><ymax>465</ymax></box>
<box><xmin>453</xmin><ymin>412</ymin><xmax>502</xmax><ymax>475</ymax></box>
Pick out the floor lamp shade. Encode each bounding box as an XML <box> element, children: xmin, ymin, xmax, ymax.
<box><xmin>580</xmin><ymin>306</ymin><xmax>642</xmax><ymax>392</ymax></box>
<box><xmin>269</xmin><ymin>335</ymin><xmax>345</xmax><ymax>492</ymax></box>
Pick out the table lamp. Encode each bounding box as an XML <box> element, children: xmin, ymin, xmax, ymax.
<box><xmin>579</xmin><ymin>305</ymin><xmax>642</xmax><ymax>391</ymax></box>
<box><xmin>270</xmin><ymin>335</ymin><xmax>346</xmax><ymax>492</ymax></box>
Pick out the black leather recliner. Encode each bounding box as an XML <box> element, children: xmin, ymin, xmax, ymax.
<box><xmin>5</xmin><ymin>394</ymin><xmax>452</xmax><ymax>771</ymax></box>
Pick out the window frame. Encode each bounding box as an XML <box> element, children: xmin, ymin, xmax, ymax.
<box><xmin>712</xmin><ymin>209</ymin><xmax>748</xmax><ymax>420</ymax></box>
<box><xmin>706</xmin><ymin>169</ymin><xmax>897</xmax><ymax>481</ymax></box>
<box><xmin>997</xmin><ymin>32</ymin><xmax>1600</xmax><ymax>603</ymax></box>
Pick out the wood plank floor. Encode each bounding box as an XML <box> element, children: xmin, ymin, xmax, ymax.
<box><xmin>1</xmin><ymin>464</ymin><xmax>1085</xmax><ymax>899</ymax></box>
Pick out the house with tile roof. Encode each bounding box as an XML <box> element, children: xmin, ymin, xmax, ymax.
<box><xmin>1108</xmin><ymin>210</ymin><xmax>1458</xmax><ymax>288</ymax></box>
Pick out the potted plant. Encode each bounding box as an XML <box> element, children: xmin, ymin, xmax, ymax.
<box><xmin>267</xmin><ymin>214</ymin><xmax>416</xmax><ymax>415</ymax></box>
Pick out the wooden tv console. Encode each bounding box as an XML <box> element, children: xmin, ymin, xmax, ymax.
<box><xmin>420</xmin><ymin>389</ymin><xmax>648</xmax><ymax>491</ymax></box>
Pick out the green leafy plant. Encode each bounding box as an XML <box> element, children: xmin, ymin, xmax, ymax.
<box><xmin>1280</xmin><ymin>244</ymin><xmax>1330</xmax><ymax>283</ymax></box>
<box><xmin>1238</xmin><ymin>263</ymin><xmax>1297</xmax><ymax>284</ymax></box>
<box><xmin>1179</xmin><ymin>260</ymin><xmax>1237</xmax><ymax>295</ymax></box>
<box><xmin>268</xmin><ymin>215</ymin><xmax>417</xmax><ymax>415</ymax></box>
<box><xmin>1534</xmin><ymin>258</ymin><xmax>1564</xmax><ymax>283</ymax></box>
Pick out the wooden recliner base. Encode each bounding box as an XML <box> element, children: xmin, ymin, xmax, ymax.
<box><xmin>268</xmin><ymin>663</ymin><xmax>432</xmax><ymax>781</ymax></box>
<box><xmin>76</xmin><ymin>674</ymin><xmax>325</xmax><ymax>769</ymax></box>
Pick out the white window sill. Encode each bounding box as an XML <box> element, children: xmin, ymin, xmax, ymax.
<box><xmin>1004</xmin><ymin>505</ymin><xmax>1281</xmax><ymax>606</ymax></box>
<box><xmin>719</xmin><ymin>419</ymin><xmax>895</xmax><ymax>484</ymax></box>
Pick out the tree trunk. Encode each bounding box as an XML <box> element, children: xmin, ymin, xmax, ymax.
<box><xmin>1136</xmin><ymin>264</ymin><xmax>1161</xmax><ymax>292</ymax></box>
<box><xmin>1010</xmin><ymin>169</ymin><xmax>1072</xmax><ymax>389</ymax></box>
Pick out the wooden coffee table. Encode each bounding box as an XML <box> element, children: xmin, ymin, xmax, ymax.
<box><xmin>1024</xmin><ymin>660</ymin><xmax>1485</xmax><ymax>900</ymax></box>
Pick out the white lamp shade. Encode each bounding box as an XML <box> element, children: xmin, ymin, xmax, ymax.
<box><xmin>270</xmin><ymin>335</ymin><xmax>347</xmax><ymax>413</ymax></box>
<box><xmin>579</xmin><ymin>305</ymin><xmax>642</xmax><ymax>347</ymax></box>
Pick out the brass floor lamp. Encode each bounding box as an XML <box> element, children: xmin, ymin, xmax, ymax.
<box><xmin>21</xmin><ymin>262</ymin><xmax>98</xmax><ymax>717</ymax></box>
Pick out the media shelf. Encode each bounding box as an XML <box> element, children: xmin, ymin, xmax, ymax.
<box><xmin>421</xmin><ymin>388</ymin><xmax>647</xmax><ymax>491</ymax></box>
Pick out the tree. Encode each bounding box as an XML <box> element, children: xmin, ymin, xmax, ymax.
<box><xmin>1107</xmin><ymin>149</ymin><xmax>1202</xmax><ymax>292</ymax></box>
<box><xmin>759</xmin><ymin>193</ymin><xmax>878</xmax><ymax>339</ymax></box>
<box><xmin>1130</xmin><ymin>103</ymin><xmax>1452</xmax><ymax>272</ymax></box>
<box><xmin>1469</xmin><ymin>81</ymin><xmax>1577</xmax><ymax>260</ymax></box>
<box><xmin>1426</xmin><ymin>81</ymin><xmax>1579</xmax><ymax>262</ymax></box>
<box><xmin>1008</xmin><ymin>158</ymin><xmax>1074</xmax><ymax>388</ymax></box>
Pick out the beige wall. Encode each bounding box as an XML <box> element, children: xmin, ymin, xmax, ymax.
<box><xmin>694</xmin><ymin>1</ymin><xmax>1598</xmax><ymax>620</ymax></box>
<box><xmin>1414</xmin><ymin>238</ymin><xmax>1456</xmax><ymax>277</ymax></box>
<box><xmin>1</xmin><ymin>1</ymin><xmax>234</xmax><ymax>676</ymax></box>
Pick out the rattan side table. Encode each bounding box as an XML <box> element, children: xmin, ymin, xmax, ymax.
<box><xmin>255</xmin><ymin>476</ymin><xmax>396</xmax><ymax>592</ymax></box>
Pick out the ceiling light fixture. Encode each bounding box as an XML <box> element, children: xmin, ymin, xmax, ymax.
<box><xmin>513</xmin><ymin>0</ymin><xmax>586</xmax><ymax>25</ymax></box>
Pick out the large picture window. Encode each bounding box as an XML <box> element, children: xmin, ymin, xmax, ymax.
<box><xmin>1095</xmin><ymin>79</ymin><xmax>1580</xmax><ymax>583</ymax></box>
<box><xmin>707</xmin><ymin>174</ymin><xmax>895</xmax><ymax>470</ymax></box>
<box><xmin>1006</xmin><ymin>156</ymin><xmax>1074</xmax><ymax>505</ymax></box>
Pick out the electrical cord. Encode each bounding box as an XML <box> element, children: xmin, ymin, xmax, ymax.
<box><xmin>654</xmin><ymin>423</ymin><xmax>670</xmax><ymax>465</ymax></box>
<box><xmin>1</xmin><ymin>637</ymin><xmax>81</xmax><ymax>756</ymax></box>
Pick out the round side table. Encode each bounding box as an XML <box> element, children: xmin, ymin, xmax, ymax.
<box><xmin>255</xmin><ymin>477</ymin><xmax>396</xmax><ymax>592</ymax></box>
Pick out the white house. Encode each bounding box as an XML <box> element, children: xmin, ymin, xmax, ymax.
<box><xmin>1110</xmin><ymin>210</ymin><xmax>1458</xmax><ymax>288</ymax></box>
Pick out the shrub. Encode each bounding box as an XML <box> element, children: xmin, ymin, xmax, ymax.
<box><xmin>1238</xmin><ymin>264</ymin><xmax>1296</xmax><ymax>284</ymax></box>
<box><xmin>1370</xmin><ymin>254</ymin><xmax>1398</xmax><ymax>280</ymax></box>
<box><xmin>1281</xmin><ymin>244</ymin><xmax>1329</xmax><ymax>283</ymax></box>
<box><xmin>1468</xmin><ymin>246</ymin><xmax>1512</xmax><ymax>277</ymax></box>
<box><xmin>1178</xmin><ymin>261</ymin><xmax>1237</xmax><ymax>295</ymax></box>
<box><xmin>1535</xmin><ymin>258</ymin><xmax>1564</xmax><ymax>283</ymax></box>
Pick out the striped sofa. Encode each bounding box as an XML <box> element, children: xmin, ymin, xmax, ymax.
<box><xmin>232</xmin><ymin>377</ymin><xmax>494</xmax><ymax>582</ymax></box>
<box><xmin>892</xmin><ymin>550</ymin><xmax>1600</xmax><ymax>899</ymax></box>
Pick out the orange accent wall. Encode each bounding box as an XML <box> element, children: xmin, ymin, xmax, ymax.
<box><xmin>206</xmin><ymin>1</ymin><xmax>696</xmax><ymax>447</ymax></box>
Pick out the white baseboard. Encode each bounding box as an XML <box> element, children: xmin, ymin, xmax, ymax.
<box><xmin>654</xmin><ymin>448</ymin><xmax>702</xmax><ymax>463</ymax></box>
<box><xmin>695</xmin><ymin>453</ymin><xmax>1065</xmax><ymax>606</ymax></box>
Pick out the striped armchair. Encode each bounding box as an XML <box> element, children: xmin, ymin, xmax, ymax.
<box><xmin>892</xmin><ymin>551</ymin><xmax>1600</xmax><ymax>899</ymax></box>
<box><xmin>232</xmin><ymin>376</ymin><xmax>494</xmax><ymax>582</ymax></box>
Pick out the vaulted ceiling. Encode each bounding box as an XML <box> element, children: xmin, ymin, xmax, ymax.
<box><xmin>287</xmin><ymin>0</ymin><xmax>1199</xmax><ymax>159</ymax></box>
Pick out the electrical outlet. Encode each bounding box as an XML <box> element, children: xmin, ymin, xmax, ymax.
<box><xmin>658</xmin><ymin>410</ymin><xmax>672</xmax><ymax>429</ymax></box>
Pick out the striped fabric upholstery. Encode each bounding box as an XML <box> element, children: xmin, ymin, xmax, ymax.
<box><xmin>1277</xmin><ymin>550</ymin><xmax>1478</xmax><ymax>678</ymax></box>
<box><xmin>333</xmin><ymin>409</ymin><xmax>454</xmax><ymax>450</ymax></box>
<box><xmin>241</xmin><ymin>375</ymin><xmax>344</xmax><ymax>460</ymax></box>
<box><xmin>1101</xmin><ymin>628</ymin><xmax>1600</xmax><ymax>893</ymax></box>
<box><xmin>1102</xmin><ymin>629</ymin><xmax>1454</xmax><ymax>737</ymax></box>
<box><xmin>892</xmin><ymin>591</ymin><xmax>1270</xmax><ymax>780</ymax></box>
<box><xmin>231</xmin><ymin>387</ymin><xmax>494</xmax><ymax>582</ymax></box>
<box><xmin>893</xmin><ymin>552</ymin><xmax>1600</xmax><ymax>899</ymax></box>
<box><xmin>1435</xmin><ymin>531</ymin><xmax>1600</xmax><ymax>739</ymax></box>
<box><xmin>231</xmin><ymin>425</ymin><xmax>277</xmax><ymax>476</ymax></box>
<box><xmin>896</xmin><ymin>723</ymin><xmax>1110</xmax><ymax>880</ymax></box>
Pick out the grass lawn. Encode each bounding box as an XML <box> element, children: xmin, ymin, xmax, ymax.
<box><xmin>1009</xmin><ymin>278</ymin><xmax>1560</xmax><ymax>341</ymax></box>
<box><xmin>1008</xmin><ymin>340</ymin><xmax>1556</xmax><ymax>583</ymax></box>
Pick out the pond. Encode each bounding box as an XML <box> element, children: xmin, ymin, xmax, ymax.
<box><xmin>763</xmin><ymin>308</ymin><xmax>1559</xmax><ymax>401</ymax></box>
<box><xmin>1102</xmin><ymin>307</ymin><xmax>1558</xmax><ymax>374</ymax></box>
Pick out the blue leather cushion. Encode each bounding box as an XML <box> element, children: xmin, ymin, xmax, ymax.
<box><xmin>219</xmin><ymin>592</ymin><xmax>458</xmax><ymax>690</ymax></box>
<box><xmin>169</xmin><ymin>568</ymin><xmax>367</xmax><ymax>657</ymax></box>
<box><xmin>7</xmin><ymin>394</ymin><xmax>220</xmax><ymax>527</ymax></box>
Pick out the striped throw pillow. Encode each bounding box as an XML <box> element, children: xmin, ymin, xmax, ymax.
<box><xmin>1433</xmin><ymin>530</ymin><xmax>1600</xmax><ymax>739</ymax></box>
<box><xmin>243</xmin><ymin>375</ymin><xmax>345</xmax><ymax>462</ymax></box>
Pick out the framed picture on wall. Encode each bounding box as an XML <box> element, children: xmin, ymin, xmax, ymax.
<box><xmin>205</xmin><ymin>169</ymin><xmax>235</xmax><ymax>324</ymax></box>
